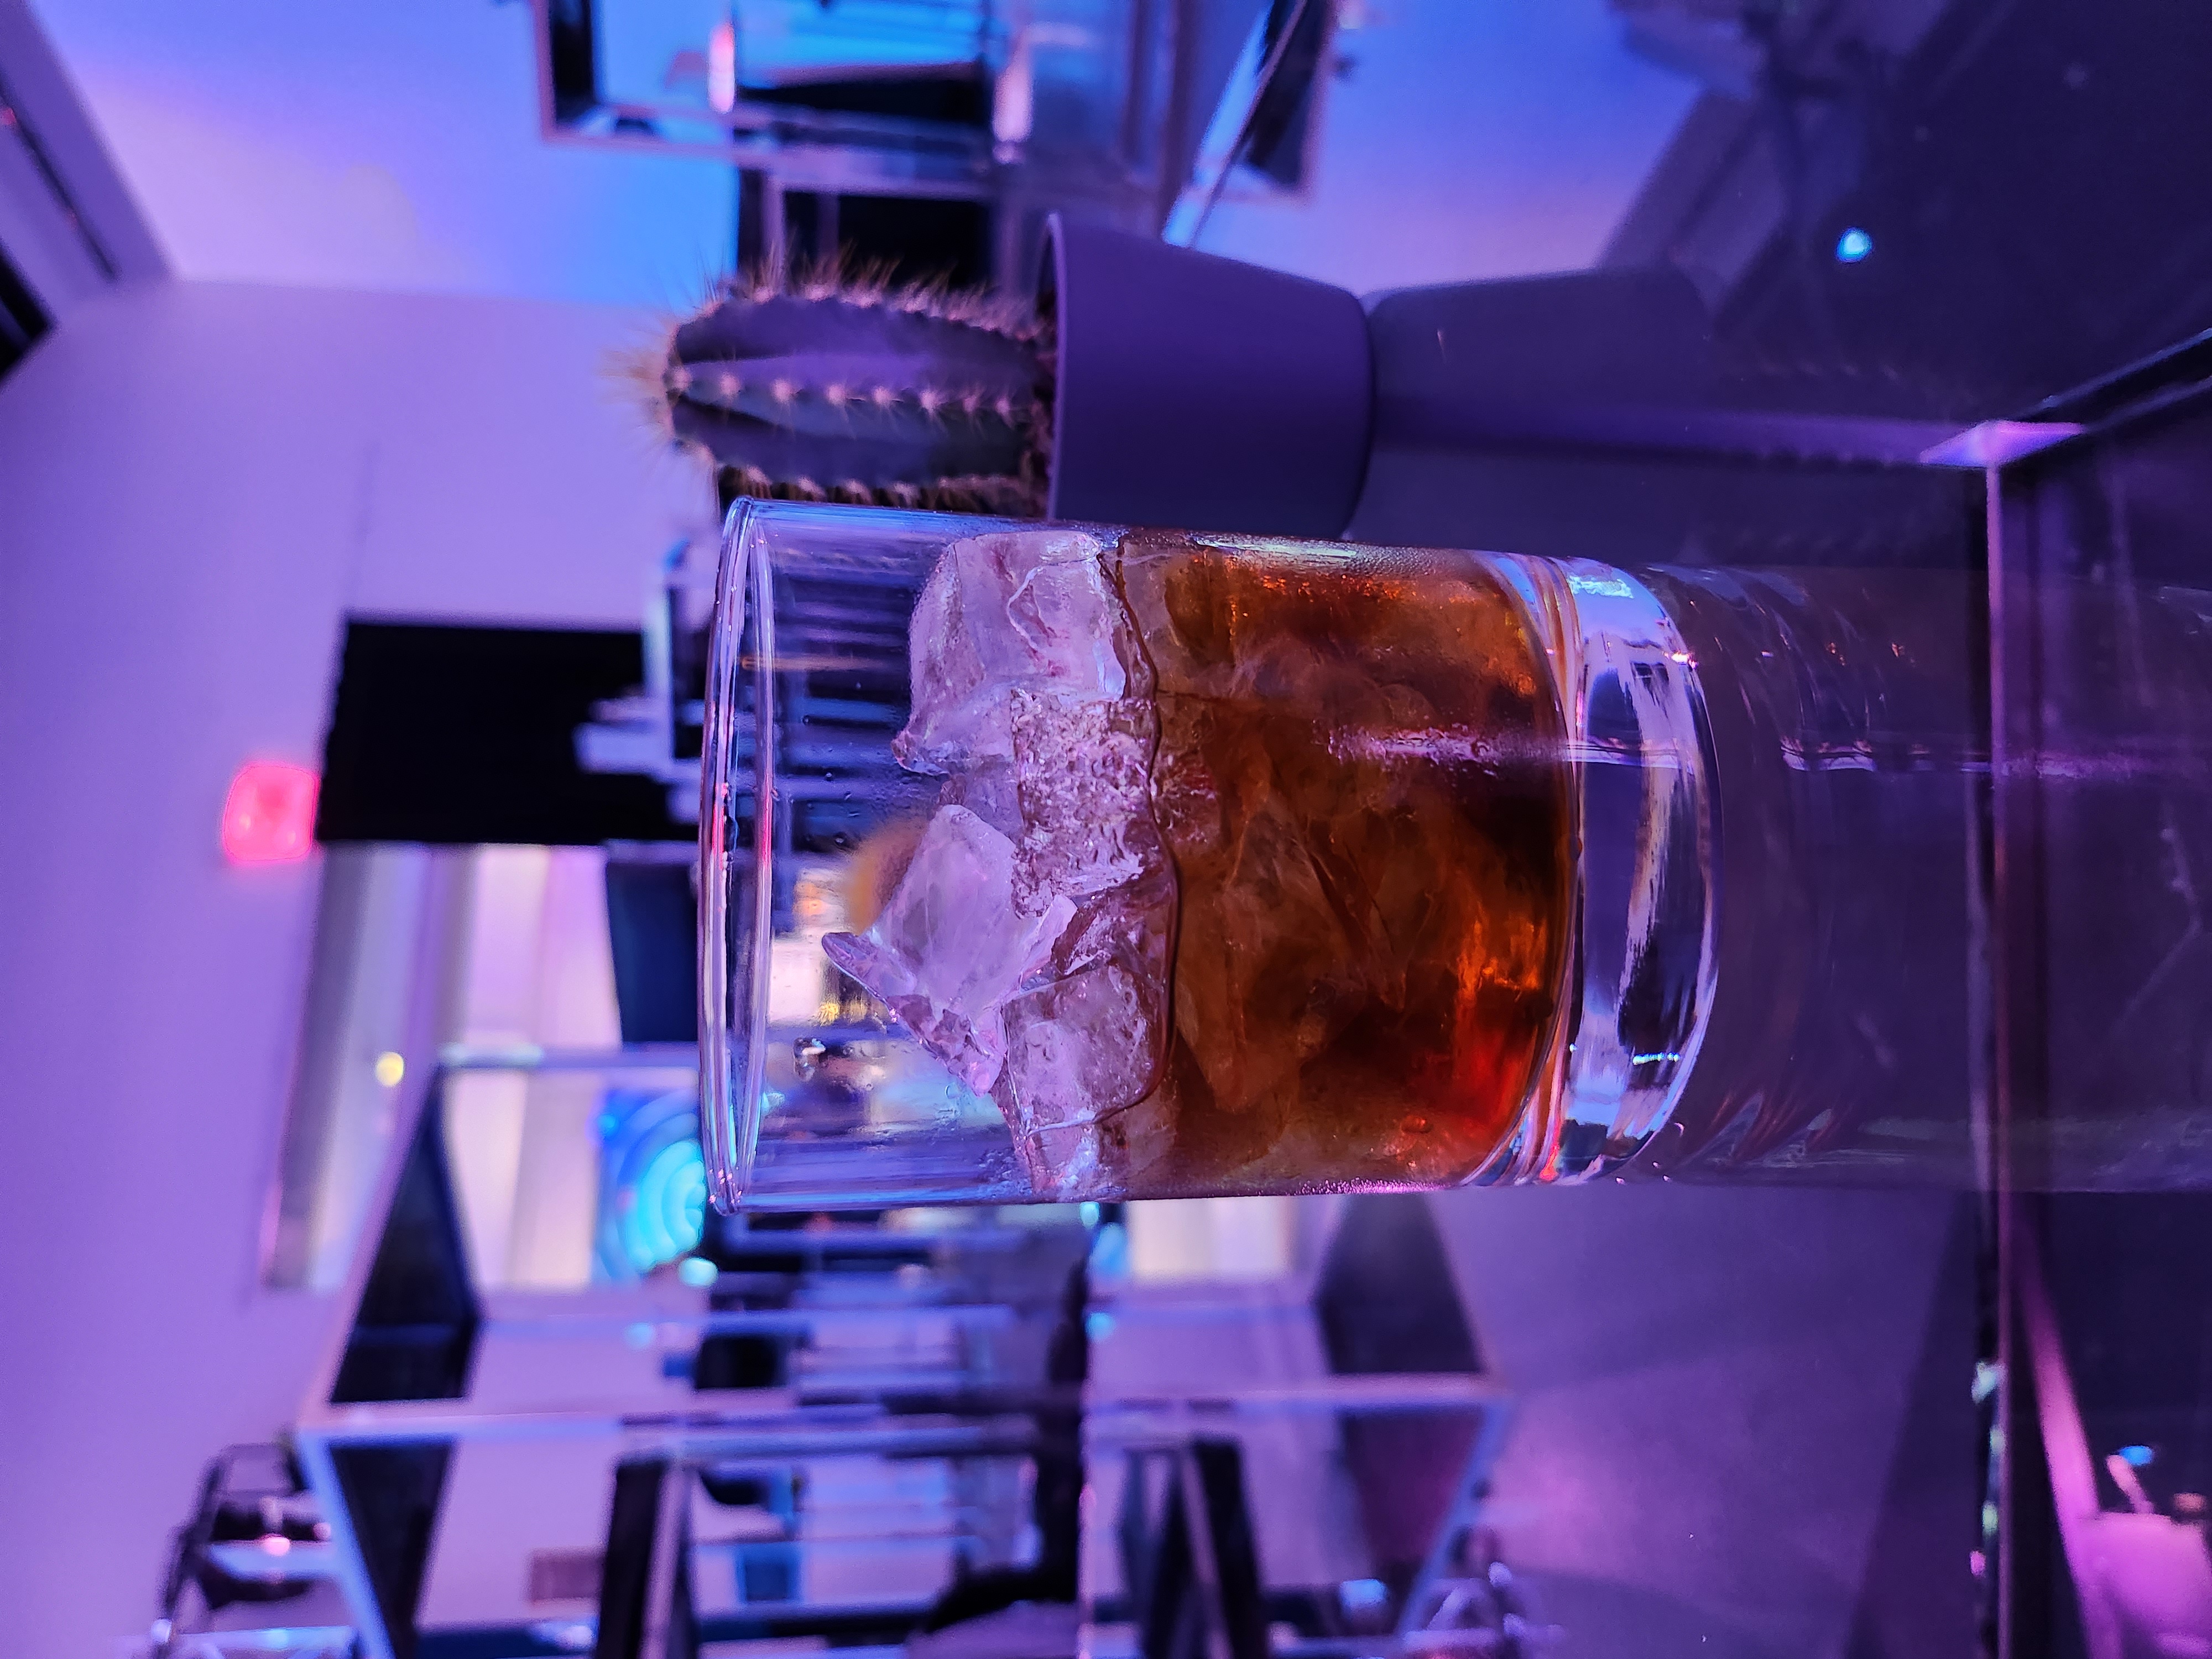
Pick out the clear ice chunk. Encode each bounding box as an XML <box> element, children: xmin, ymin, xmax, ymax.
<box><xmin>995</xmin><ymin>685</ymin><xmax>1178</xmax><ymax>1191</ymax></box>
<box><xmin>940</xmin><ymin>757</ymin><xmax>1023</xmax><ymax>839</ymax></box>
<box><xmin>821</xmin><ymin>805</ymin><xmax>1074</xmax><ymax>1092</ymax></box>
<box><xmin>1009</xmin><ymin>690</ymin><xmax>1162</xmax><ymax>907</ymax></box>
<box><xmin>846</xmin><ymin>526</ymin><xmax>1184</xmax><ymax>1192</ymax></box>
<box><xmin>996</xmin><ymin>961</ymin><xmax>1176</xmax><ymax>1195</ymax></box>
<box><xmin>894</xmin><ymin>530</ymin><xmax>1147</xmax><ymax>774</ymax></box>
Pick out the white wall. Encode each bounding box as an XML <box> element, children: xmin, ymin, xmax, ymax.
<box><xmin>0</xmin><ymin>277</ymin><xmax>712</xmax><ymax>1656</ymax></box>
<box><xmin>1195</xmin><ymin>2</ymin><xmax>1698</xmax><ymax>296</ymax></box>
<box><xmin>33</xmin><ymin>0</ymin><xmax>734</xmax><ymax>307</ymax></box>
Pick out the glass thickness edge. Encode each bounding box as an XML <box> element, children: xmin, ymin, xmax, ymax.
<box><xmin>697</xmin><ymin>499</ymin><xmax>770</xmax><ymax>1213</ymax></box>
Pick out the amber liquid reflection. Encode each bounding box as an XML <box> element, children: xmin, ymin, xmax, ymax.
<box><xmin>1112</xmin><ymin>534</ymin><xmax>1575</xmax><ymax>1193</ymax></box>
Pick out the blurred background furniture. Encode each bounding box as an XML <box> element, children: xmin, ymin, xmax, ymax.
<box><xmin>142</xmin><ymin>1445</ymin><xmax>354</xmax><ymax>1659</ymax></box>
<box><xmin>533</xmin><ymin>0</ymin><xmax>1306</xmax><ymax>288</ymax></box>
<box><xmin>1085</xmin><ymin>1195</ymin><xmax>1520</xmax><ymax>1657</ymax></box>
<box><xmin>262</xmin><ymin>1042</ymin><xmax>1526</xmax><ymax>1659</ymax></box>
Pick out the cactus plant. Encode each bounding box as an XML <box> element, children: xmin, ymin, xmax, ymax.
<box><xmin>638</xmin><ymin>264</ymin><xmax>1053</xmax><ymax>516</ymax></box>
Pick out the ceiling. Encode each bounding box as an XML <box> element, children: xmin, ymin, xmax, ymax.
<box><xmin>29</xmin><ymin>0</ymin><xmax>2211</xmax><ymax>406</ymax></box>
<box><xmin>30</xmin><ymin>0</ymin><xmax>1700</xmax><ymax>309</ymax></box>
<box><xmin>32</xmin><ymin>0</ymin><xmax>735</xmax><ymax>308</ymax></box>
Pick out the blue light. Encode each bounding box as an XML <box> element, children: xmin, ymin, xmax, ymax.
<box><xmin>1835</xmin><ymin>227</ymin><xmax>1874</xmax><ymax>264</ymax></box>
<box><xmin>625</xmin><ymin>1136</ymin><xmax>706</xmax><ymax>1272</ymax></box>
<box><xmin>1340</xmin><ymin>1579</ymin><xmax>1390</xmax><ymax>1614</ymax></box>
<box><xmin>1088</xmin><ymin>1221</ymin><xmax>1130</xmax><ymax>1282</ymax></box>
<box><xmin>2120</xmin><ymin>1444</ymin><xmax>2156</xmax><ymax>1468</ymax></box>
<box><xmin>595</xmin><ymin>1087</ymin><xmax>708</xmax><ymax>1281</ymax></box>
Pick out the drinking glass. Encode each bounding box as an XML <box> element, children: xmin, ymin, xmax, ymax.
<box><xmin>699</xmin><ymin>502</ymin><xmax>1719</xmax><ymax>1211</ymax></box>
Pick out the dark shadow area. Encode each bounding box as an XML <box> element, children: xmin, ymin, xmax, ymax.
<box><xmin>318</xmin><ymin>621</ymin><xmax>686</xmax><ymax>846</ymax></box>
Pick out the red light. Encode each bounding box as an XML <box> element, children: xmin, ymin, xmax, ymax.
<box><xmin>222</xmin><ymin>761</ymin><xmax>319</xmax><ymax>865</ymax></box>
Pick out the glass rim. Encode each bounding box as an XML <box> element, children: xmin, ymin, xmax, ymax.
<box><xmin>697</xmin><ymin>498</ymin><xmax>773</xmax><ymax>1213</ymax></box>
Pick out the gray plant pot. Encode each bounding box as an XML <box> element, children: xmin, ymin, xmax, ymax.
<box><xmin>1040</xmin><ymin>213</ymin><xmax>1375</xmax><ymax>537</ymax></box>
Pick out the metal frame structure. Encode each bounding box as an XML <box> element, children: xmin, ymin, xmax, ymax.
<box><xmin>0</xmin><ymin>0</ymin><xmax>167</xmax><ymax>331</ymax></box>
<box><xmin>533</xmin><ymin>0</ymin><xmax>1144</xmax><ymax>288</ymax></box>
<box><xmin>528</xmin><ymin>0</ymin><xmax>1286</xmax><ymax>285</ymax></box>
<box><xmin>293</xmin><ymin>1379</ymin><xmax>1512</xmax><ymax>1659</ymax></box>
<box><xmin>288</xmin><ymin>1011</ymin><xmax>1522</xmax><ymax>1659</ymax></box>
<box><xmin>1162</xmin><ymin>0</ymin><xmax>1337</xmax><ymax>248</ymax></box>
<box><xmin>286</xmin><ymin>1033</ymin><xmax>1066</xmax><ymax>1659</ymax></box>
<box><xmin>293</xmin><ymin>1396</ymin><xmax>1050</xmax><ymax>1659</ymax></box>
<box><xmin>1085</xmin><ymin>1384</ymin><xmax>1516</xmax><ymax>1658</ymax></box>
<box><xmin>1978</xmin><ymin>335</ymin><xmax>2212</xmax><ymax>1659</ymax></box>
<box><xmin>534</xmin><ymin>0</ymin><xmax>1007</xmax><ymax>178</ymax></box>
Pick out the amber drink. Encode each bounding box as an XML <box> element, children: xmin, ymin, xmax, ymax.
<box><xmin>701</xmin><ymin>505</ymin><xmax>1716</xmax><ymax>1210</ymax></box>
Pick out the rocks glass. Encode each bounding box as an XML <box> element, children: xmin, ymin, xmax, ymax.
<box><xmin>699</xmin><ymin>502</ymin><xmax>1717</xmax><ymax>1211</ymax></box>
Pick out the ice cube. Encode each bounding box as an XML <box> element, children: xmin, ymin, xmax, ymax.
<box><xmin>880</xmin><ymin>529</ymin><xmax>1182</xmax><ymax>1187</ymax></box>
<box><xmin>993</xmin><ymin>865</ymin><xmax>1176</xmax><ymax>1193</ymax></box>
<box><xmin>1016</xmin><ymin>1103</ymin><xmax>1177</xmax><ymax>1197</ymax></box>
<box><xmin>821</xmin><ymin>805</ymin><xmax>1074</xmax><ymax>1091</ymax></box>
<box><xmin>1037</xmin><ymin>868</ymin><xmax>1177</xmax><ymax>987</ymax></box>
<box><xmin>995</xmin><ymin>960</ymin><xmax>1176</xmax><ymax>1195</ymax></box>
<box><xmin>938</xmin><ymin>758</ymin><xmax>1022</xmax><ymax>838</ymax></box>
<box><xmin>894</xmin><ymin>542</ymin><xmax>990</xmax><ymax>774</ymax></box>
<box><xmin>895</xmin><ymin>529</ymin><xmax>1148</xmax><ymax>773</ymax></box>
<box><xmin>993</xmin><ymin>532</ymin><xmax>1139</xmax><ymax>691</ymax></box>
<box><xmin>1009</xmin><ymin>690</ymin><xmax>1164</xmax><ymax>907</ymax></box>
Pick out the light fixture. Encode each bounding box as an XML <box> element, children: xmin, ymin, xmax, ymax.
<box><xmin>221</xmin><ymin>761</ymin><xmax>320</xmax><ymax>865</ymax></box>
<box><xmin>707</xmin><ymin>20</ymin><xmax>737</xmax><ymax>115</ymax></box>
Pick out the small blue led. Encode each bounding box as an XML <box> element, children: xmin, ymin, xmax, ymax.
<box><xmin>677</xmin><ymin>1255</ymin><xmax>718</xmax><ymax>1288</ymax></box>
<box><xmin>2119</xmin><ymin>1444</ymin><xmax>2156</xmax><ymax>1468</ymax></box>
<box><xmin>1340</xmin><ymin>1579</ymin><xmax>1390</xmax><ymax>1614</ymax></box>
<box><xmin>1835</xmin><ymin>227</ymin><xmax>1874</xmax><ymax>264</ymax></box>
